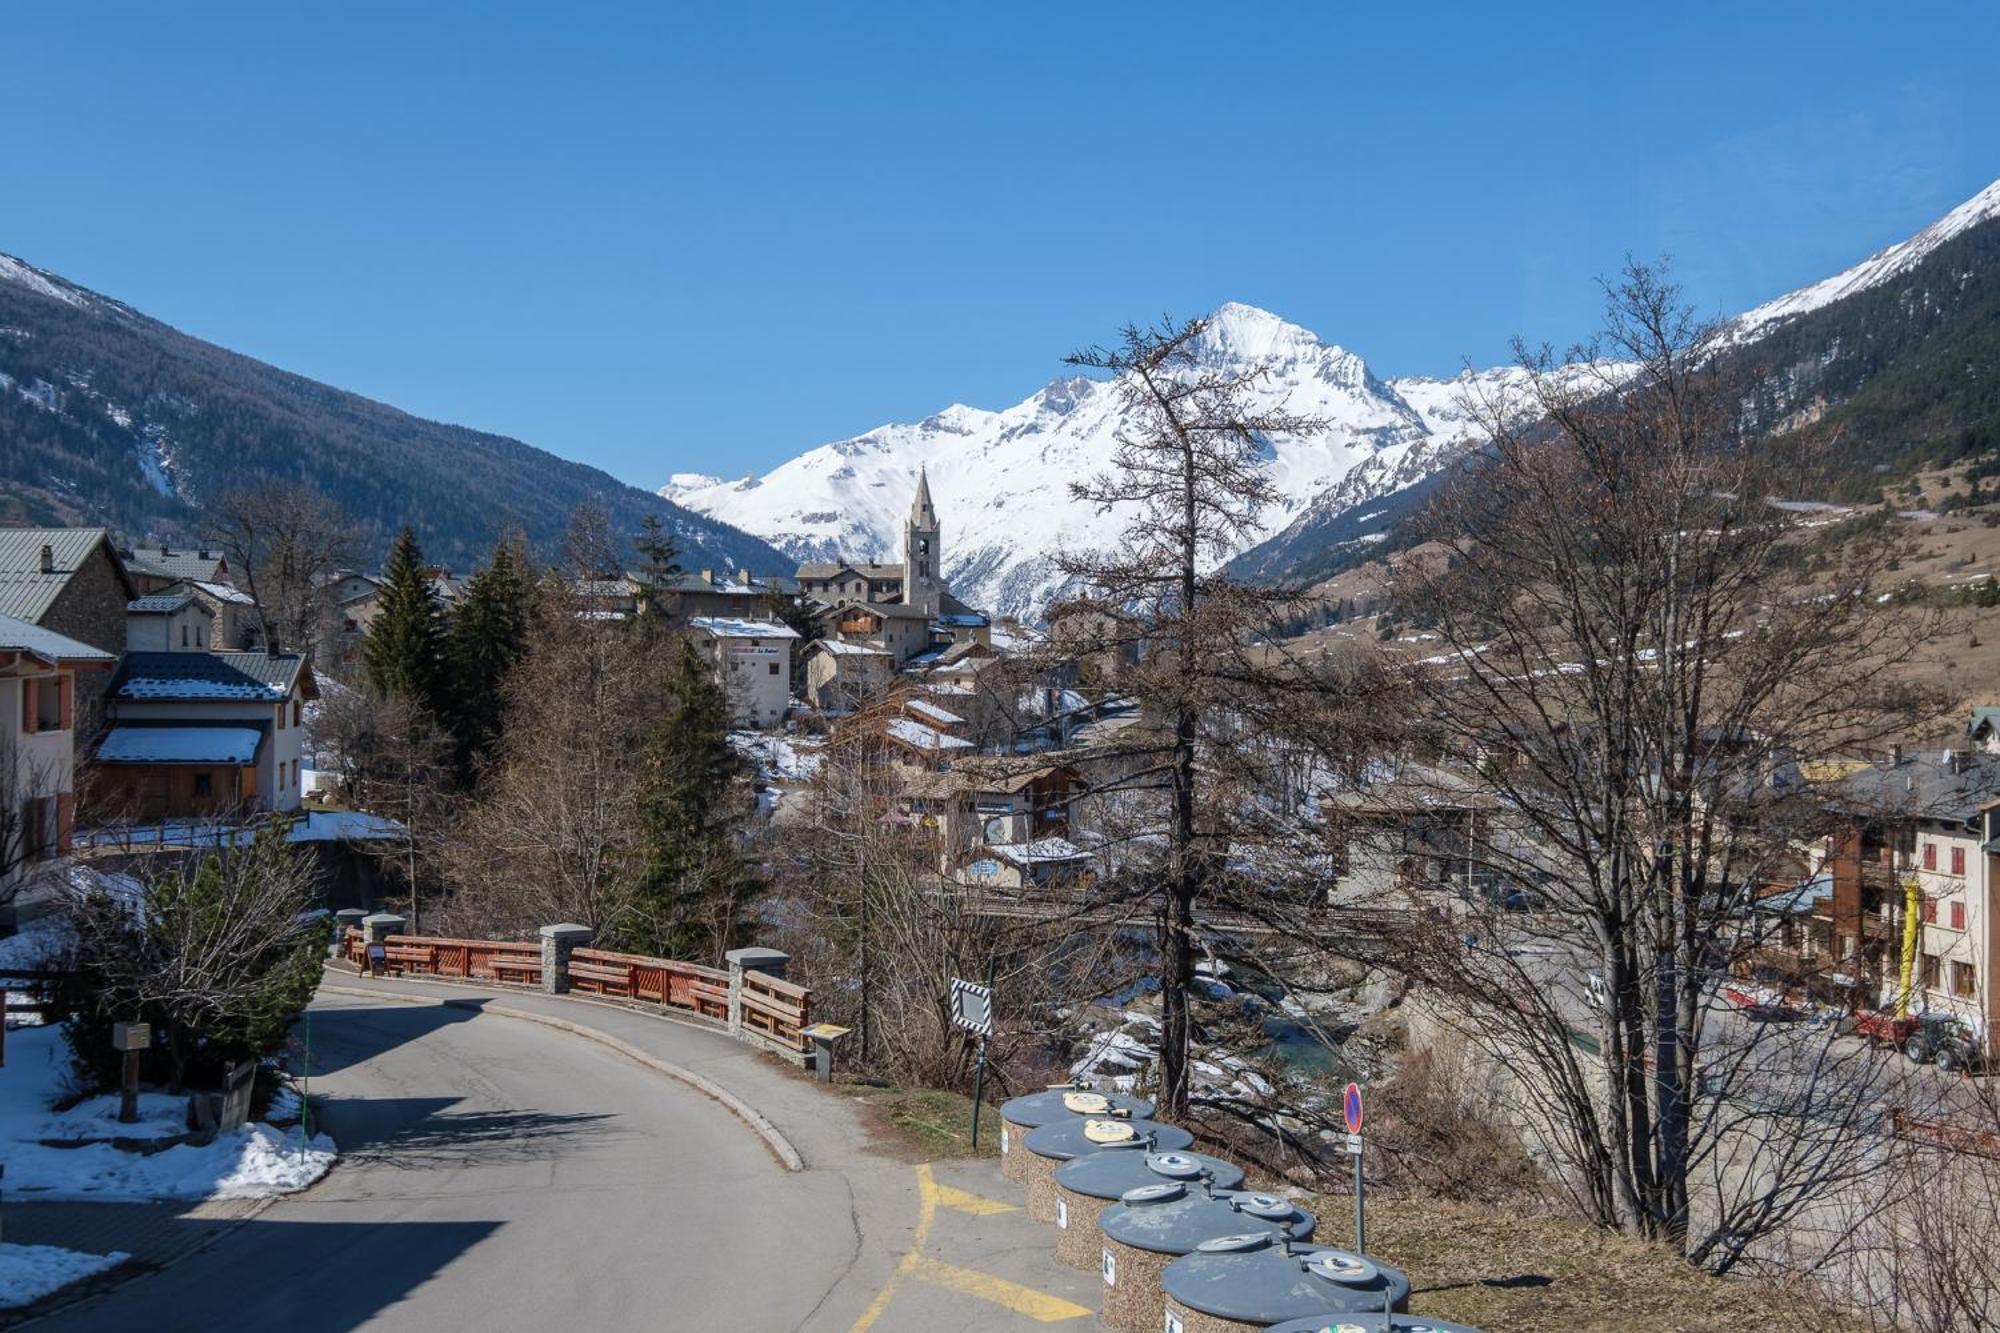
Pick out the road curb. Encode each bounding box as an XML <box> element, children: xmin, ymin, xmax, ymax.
<box><xmin>317</xmin><ymin>980</ymin><xmax>807</xmax><ymax>1172</ymax></box>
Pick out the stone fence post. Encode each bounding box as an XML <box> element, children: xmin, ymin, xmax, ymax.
<box><xmin>725</xmin><ymin>946</ymin><xmax>790</xmax><ymax>1039</ymax></box>
<box><xmin>361</xmin><ymin>912</ymin><xmax>405</xmax><ymax>946</ymax></box>
<box><xmin>333</xmin><ymin>908</ymin><xmax>368</xmax><ymax>958</ymax></box>
<box><xmin>540</xmin><ymin>923</ymin><xmax>594</xmax><ymax>995</ymax></box>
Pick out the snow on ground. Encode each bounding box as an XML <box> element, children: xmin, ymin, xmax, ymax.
<box><xmin>0</xmin><ymin>1243</ymin><xmax>128</xmax><ymax>1310</ymax></box>
<box><xmin>729</xmin><ymin>730</ymin><xmax>824</xmax><ymax>783</ymax></box>
<box><xmin>0</xmin><ymin>1026</ymin><xmax>336</xmax><ymax>1203</ymax></box>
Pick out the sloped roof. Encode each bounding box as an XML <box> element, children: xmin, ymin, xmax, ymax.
<box><xmin>0</xmin><ymin>611</ymin><xmax>116</xmax><ymax>665</ymax></box>
<box><xmin>191</xmin><ymin>579</ymin><xmax>255</xmax><ymax>606</ymax></box>
<box><xmin>687</xmin><ymin>616</ymin><xmax>799</xmax><ymax>640</ymax></box>
<box><xmin>113</xmin><ymin>651</ymin><xmax>310</xmax><ymax>702</ymax></box>
<box><xmin>798</xmin><ymin>563</ymin><xmax>903</xmax><ymax>581</ymax></box>
<box><xmin>98</xmin><ymin>725</ymin><xmax>264</xmax><ymax>765</ymax></box>
<box><xmin>0</xmin><ymin>528</ymin><xmax>128</xmax><ymax>622</ymax></box>
<box><xmin>885</xmin><ymin>717</ymin><xmax>974</xmax><ymax>753</ymax></box>
<box><xmin>993</xmin><ymin>837</ymin><xmax>1088</xmax><ymax>866</ymax></box>
<box><xmin>804</xmin><ymin>639</ymin><xmax>893</xmax><ymax>659</ymax></box>
<box><xmin>1831</xmin><ymin>750</ymin><xmax>2000</xmax><ymax>825</ymax></box>
<box><xmin>904</xmin><ymin>697</ymin><xmax>965</xmax><ymax>726</ymax></box>
<box><xmin>128</xmin><ymin>546</ymin><xmax>227</xmax><ymax>581</ymax></box>
<box><xmin>128</xmin><ymin>591</ymin><xmax>197</xmax><ymax>615</ymax></box>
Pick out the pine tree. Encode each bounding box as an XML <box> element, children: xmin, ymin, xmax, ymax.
<box><xmin>627</xmin><ymin>637</ymin><xmax>758</xmax><ymax>960</ymax></box>
<box><xmin>631</xmin><ymin>513</ymin><xmax>682</xmax><ymax>626</ymax></box>
<box><xmin>362</xmin><ymin>526</ymin><xmax>445</xmax><ymax>712</ymax></box>
<box><xmin>445</xmin><ymin>536</ymin><xmax>532</xmax><ymax>769</ymax></box>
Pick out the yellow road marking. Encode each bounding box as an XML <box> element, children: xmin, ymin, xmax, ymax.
<box><xmin>934</xmin><ymin>1182</ymin><xmax>1020</xmax><ymax>1216</ymax></box>
<box><xmin>910</xmin><ymin>1256</ymin><xmax>1092</xmax><ymax>1321</ymax></box>
<box><xmin>849</xmin><ymin>1163</ymin><xmax>1086</xmax><ymax>1329</ymax></box>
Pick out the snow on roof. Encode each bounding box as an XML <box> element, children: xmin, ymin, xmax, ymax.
<box><xmin>688</xmin><ymin>616</ymin><xmax>800</xmax><ymax>640</ymax></box>
<box><xmin>885</xmin><ymin>717</ymin><xmax>974</xmax><ymax>752</ymax></box>
<box><xmin>993</xmin><ymin>837</ymin><xmax>1089</xmax><ymax>865</ymax></box>
<box><xmin>0</xmin><ymin>611</ymin><xmax>115</xmax><ymax>665</ymax></box>
<box><xmin>809</xmin><ymin>639</ymin><xmax>892</xmax><ymax>657</ymax></box>
<box><xmin>98</xmin><ymin>725</ymin><xmax>264</xmax><ymax>765</ymax></box>
<box><xmin>904</xmin><ymin>697</ymin><xmax>965</xmax><ymax>726</ymax></box>
<box><xmin>193</xmin><ymin>579</ymin><xmax>255</xmax><ymax>605</ymax></box>
<box><xmin>113</xmin><ymin>652</ymin><xmax>303</xmax><ymax>701</ymax></box>
<box><xmin>923</xmin><ymin>682</ymin><xmax>976</xmax><ymax>696</ymax></box>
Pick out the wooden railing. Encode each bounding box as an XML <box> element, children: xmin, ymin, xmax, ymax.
<box><xmin>338</xmin><ymin>928</ymin><xmax>812</xmax><ymax>1054</ymax></box>
<box><xmin>1890</xmin><ymin>1108</ymin><xmax>2000</xmax><ymax>1159</ymax></box>
<box><xmin>741</xmin><ymin>969</ymin><xmax>812</xmax><ymax>1049</ymax></box>
<box><xmin>568</xmin><ymin>947</ymin><xmax>730</xmax><ymax>1023</ymax></box>
<box><xmin>343</xmin><ymin>930</ymin><xmax>543</xmax><ymax>987</ymax></box>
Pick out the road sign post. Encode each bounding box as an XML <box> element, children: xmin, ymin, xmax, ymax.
<box><xmin>951</xmin><ymin>964</ymin><xmax>997</xmax><ymax>1149</ymax></box>
<box><xmin>1343</xmin><ymin>1081</ymin><xmax>1366</xmax><ymax>1253</ymax></box>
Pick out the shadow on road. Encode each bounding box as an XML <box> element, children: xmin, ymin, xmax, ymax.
<box><xmin>296</xmin><ymin>998</ymin><xmax>487</xmax><ymax>1076</ymax></box>
<box><xmin>321</xmin><ymin>1096</ymin><xmax>623</xmax><ymax>1168</ymax></box>
<box><xmin>34</xmin><ymin>1217</ymin><xmax>506</xmax><ymax>1333</ymax></box>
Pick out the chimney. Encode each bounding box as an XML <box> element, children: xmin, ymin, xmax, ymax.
<box><xmin>38</xmin><ymin>543</ymin><xmax>53</xmax><ymax>574</ymax></box>
<box><xmin>198</xmin><ymin>547</ymin><xmax>212</xmax><ymax>560</ymax></box>
<box><xmin>702</xmin><ymin>569</ymin><xmax>715</xmax><ymax>586</ymax></box>
<box><xmin>1887</xmin><ymin>743</ymin><xmax>1903</xmax><ymax>767</ymax></box>
<box><xmin>160</xmin><ymin>544</ymin><xmax>172</xmax><ymax>557</ymax></box>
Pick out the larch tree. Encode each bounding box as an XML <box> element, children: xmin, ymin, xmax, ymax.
<box><xmin>209</xmin><ymin>483</ymin><xmax>356</xmax><ymax>657</ymax></box>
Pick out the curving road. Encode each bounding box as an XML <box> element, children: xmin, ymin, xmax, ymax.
<box><xmin>44</xmin><ymin>989</ymin><xmax>865</xmax><ymax>1332</ymax></box>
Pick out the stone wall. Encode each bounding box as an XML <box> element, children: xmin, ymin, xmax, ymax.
<box><xmin>38</xmin><ymin>539</ymin><xmax>132</xmax><ymax>736</ymax></box>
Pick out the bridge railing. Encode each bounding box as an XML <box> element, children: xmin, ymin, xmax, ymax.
<box><xmin>338</xmin><ymin>925</ymin><xmax>810</xmax><ymax>1058</ymax></box>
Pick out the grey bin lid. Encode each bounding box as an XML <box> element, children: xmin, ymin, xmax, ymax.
<box><xmin>999</xmin><ymin>1087</ymin><xmax>1156</xmax><ymax>1127</ymax></box>
<box><xmin>1055</xmin><ymin>1148</ymin><xmax>1247</xmax><ymax>1201</ymax></box>
<box><xmin>1260</xmin><ymin>1318</ymin><xmax>1483</xmax><ymax>1333</ymax></box>
<box><xmin>1160</xmin><ymin>1237</ymin><xmax>1411</xmax><ymax>1323</ymax></box>
<box><xmin>1022</xmin><ymin>1116</ymin><xmax>1193</xmax><ymax>1160</ymax></box>
<box><xmin>1099</xmin><ymin>1186</ymin><xmax>1316</xmax><ymax>1255</ymax></box>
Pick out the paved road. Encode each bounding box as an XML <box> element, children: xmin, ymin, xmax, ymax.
<box><xmin>43</xmin><ymin>990</ymin><xmax>863</xmax><ymax>1332</ymax></box>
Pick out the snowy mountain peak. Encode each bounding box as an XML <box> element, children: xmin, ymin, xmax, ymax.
<box><xmin>1731</xmin><ymin>175</ymin><xmax>2000</xmax><ymax>338</ymax></box>
<box><xmin>0</xmin><ymin>253</ymin><xmax>91</xmax><ymax>310</ymax></box>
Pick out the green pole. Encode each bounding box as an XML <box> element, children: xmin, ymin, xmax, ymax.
<box><xmin>969</xmin><ymin>955</ymin><xmax>996</xmax><ymax>1150</ymax></box>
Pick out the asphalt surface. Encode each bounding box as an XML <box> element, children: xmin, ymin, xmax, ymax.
<box><xmin>39</xmin><ymin>990</ymin><xmax>863</xmax><ymax>1332</ymax></box>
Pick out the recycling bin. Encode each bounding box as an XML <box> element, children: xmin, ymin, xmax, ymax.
<box><xmin>1050</xmin><ymin>1147</ymin><xmax>1246</xmax><ymax>1271</ymax></box>
<box><xmin>1159</xmin><ymin>1235</ymin><xmax>1409</xmax><ymax>1333</ymax></box>
<box><xmin>1019</xmin><ymin>1115</ymin><xmax>1192</xmax><ymax>1223</ymax></box>
<box><xmin>999</xmin><ymin>1086</ymin><xmax>1156</xmax><ymax>1184</ymax></box>
<box><xmin>1096</xmin><ymin>1184</ymin><xmax>1314</xmax><ymax>1332</ymax></box>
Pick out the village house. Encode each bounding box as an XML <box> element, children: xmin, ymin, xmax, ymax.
<box><xmin>124</xmin><ymin>590</ymin><xmax>214</xmax><ymax>652</ymax></box>
<box><xmin>0</xmin><ymin>528</ymin><xmax>140</xmax><ymax>732</ymax></box>
<box><xmin>95</xmin><ymin>650</ymin><xmax>317</xmax><ymax>820</ymax></box>
<box><xmin>1798</xmin><ymin>744</ymin><xmax>2000</xmax><ymax>1054</ymax></box>
<box><xmin>686</xmin><ymin>617</ymin><xmax>799</xmax><ymax>730</ymax></box>
<box><xmin>0</xmin><ymin>613</ymin><xmax>115</xmax><ymax>898</ymax></box>
<box><xmin>800</xmin><ymin>639</ymin><xmax>895</xmax><ymax>711</ymax></box>
<box><xmin>122</xmin><ymin>543</ymin><xmax>233</xmax><ymax>593</ymax></box>
<box><xmin>817</xmin><ymin>600</ymin><xmax>937</xmax><ymax>665</ymax></box>
<box><xmin>897</xmin><ymin>759</ymin><xmax>1093</xmax><ymax>891</ymax></box>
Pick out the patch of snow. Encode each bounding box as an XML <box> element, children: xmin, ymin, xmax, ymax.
<box><xmin>0</xmin><ymin>1243</ymin><xmax>128</xmax><ymax>1310</ymax></box>
<box><xmin>0</xmin><ymin>254</ymin><xmax>88</xmax><ymax>309</ymax></box>
<box><xmin>0</xmin><ymin>1026</ymin><xmax>336</xmax><ymax>1203</ymax></box>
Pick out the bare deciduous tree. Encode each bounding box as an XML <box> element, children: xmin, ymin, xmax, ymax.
<box><xmin>209</xmin><ymin>483</ymin><xmax>356</xmax><ymax>657</ymax></box>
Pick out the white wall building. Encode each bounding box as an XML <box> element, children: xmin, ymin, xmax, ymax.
<box><xmin>687</xmin><ymin>618</ymin><xmax>799</xmax><ymax>731</ymax></box>
<box><xmin>0</xmin><ymin>613</ymin><xmax>115</xmax><ymax>892</ymax></box>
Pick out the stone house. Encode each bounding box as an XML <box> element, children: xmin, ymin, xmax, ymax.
<box><xmin>1</xmin><ymin>613</ymin><xmax>116</xmax><ymax>894</ymax></box>
<box><xmin>123</xmin><ymin>544</ymin><xmax>233</xmax><ymax>593</ymax></box>
<box><xmin>0</xmin><ymin>528</ymin><xmax>139</xmax><ymax>733</ymax></box>
<box><xmin>897</xmin><ymin>760</ymin><xmax>1093</xmax><ymax>891</ymax></box>
<box><xmin>801</xmin><ymin>639</ymin><xmax>896</xmax><ymax>711</ymax></box>
<box><xmin>817</xmin><ymin>601</ymin><xmax>935</xmax><ymax>665</ymax></box>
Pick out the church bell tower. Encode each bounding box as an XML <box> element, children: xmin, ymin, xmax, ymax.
<box><xmin>903</xmin><ymin>468</ymin><xmax>941</xmax><ymax>616</ymax></box>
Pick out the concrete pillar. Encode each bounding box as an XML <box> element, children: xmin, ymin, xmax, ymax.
<box><xmin>361</xmin><ymin>912</ymin><xmax>405</xmax><ymax>945</ymax></box>
<box><xmin>333</xmin><ymin>908</ymin><xmax>368</xmax><ymax>958</ymax></box>
<box><xmin>540</xmin><ymin>923</ymin><xmax>594</xmax><ymax>995</ymax></box>
<box><xmin>724</xmin><ymin>947</ymin><xmax>790</xmax><ymax>1037</ymax></box>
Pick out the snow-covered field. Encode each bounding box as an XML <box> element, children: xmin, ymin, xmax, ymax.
<box><xmin>0</xmin><ymin>1024</ymin><xmax>335</xmax><ymax>1203</ymax></box>
<box><xmin>0</xmin><ymin>1242</ymin><xmax>128</xmax><ymax>1310</ymax></box>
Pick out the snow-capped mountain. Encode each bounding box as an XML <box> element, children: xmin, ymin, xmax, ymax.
<box><xmin>1729</xmin><ymin>177</ymin><xmax>2000</xmax><ymax>339</ymax></box>
<box><xmin>667</xmin><ymin>304</ymin><xmax>1527</xmax><ymax>620</ymax></box>
<box><xmin>667</xmin><ymin>177</ymin><xmax>2000</xmax><ymax>620</ymax></box>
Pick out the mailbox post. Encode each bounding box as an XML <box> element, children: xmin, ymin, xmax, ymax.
<box><xmin>113</xmin><ymin>1020</ymin><xmax>153</xmax><ymax>1124</ymax></box>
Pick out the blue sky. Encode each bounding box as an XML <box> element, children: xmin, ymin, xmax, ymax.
<box><xmin>4</xmin><ymin>4</ymin><xmax>1996</xmax><ymax>489</ymax></box>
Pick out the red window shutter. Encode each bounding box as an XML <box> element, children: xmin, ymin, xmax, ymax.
<box><xmin>1923</xmin><ymin>898</ymin><xmax>1938</xmax><ymax>924</ymax></box>
<box><xmin>1951</xmin><ymin>846</ymin><xmax>1965</xmax><ymax>877</ymax></box>
<box><xmin>21</xmin><ymin>678</ymin><xmax>36</xmax><ymax>735</ymax></box>
<box><xmin>55</xmin><ymin>793</ymin><xmax>75</xmax><ymax>853</ymax></box>
<box><xmin>1951</xmin><ymin>901</ymin><xmax>1966</xmax><ymax>930</ymax></box>
<box><xmin>57</xmin><ymin>675</ymin><xmax>72</xmax><ymax>731</ymax></box>
<box><xmin>1923</xmin><ymin>843</ymin><xmax>1937</xmax><ymax>871</ymax></box>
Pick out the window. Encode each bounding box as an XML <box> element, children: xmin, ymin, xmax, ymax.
<box><xmin>1951</xmin><ymin>845</ymin><xmax>1966</xmax><ymax>877</ymax></box>
<box><xmin>293</xmin><ymin>699</ymin><xmax>301</xmax><ymax>727</ymax></box>
<box><xmin>275</xmin><ymin>703</ymin><xmax>286</xmax><ymax>730</ymax></box>
<box><xmin>181</xmin><ymin>623</ymin><xmax>189</xmax><ymax>648</ymax></box>
<box><xmin>768</xmin><ymin>663</ymin><xmax>780</xmax><ymax>676</ymax></box>
<box><xmin>1923</xmin><ymin>898</ymin><xmax>1939</xmax><ymax>924</ymax></box>
<box><xmin>1951</xmin><ymin>900</ymin><xmax>1966</xmax><ymax>931</ymax></box>
<box><xmin>1923</xmin><ymin>842</ymin><xmax>1937</xmax><ymax>871</ymax></box>
<box><xmin>18</xmin><ymin>797</ymin><xmax>51</xmax><ymax>861</ymax></box>
<box><xmin>196</xmin><ymin>624</ymin><xmax>205</xmax><ymax>648</ymax></box>
<box><xmin>193</xmin><ymin>773</ymin><xmax>213</xmax><ymax>798</ymax></box>
<box><xmin>35</xmin><ymin>676</ymin><xmax>64</xmax><ymax>731</ymax></box>
<box><xmin>1953</xmin><ymin>961</ymin><xmax>1979</xmax><ymax>998</ymax></box>
<box><xmin>1921</xmin><ymin>952</ymin><xmax>1941</xmax><ymax>990</ymax></box>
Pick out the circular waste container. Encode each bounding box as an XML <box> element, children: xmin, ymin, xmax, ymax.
<box><xmin>1160</xmin><ymin>1235</ymin><xmax>1410</xmax><ymax>1333</ymax></box>
<box><xmin>1050</xmin><ymin>1148</ymin><xmax>1246</xmax><ymax>1271</ymax></box>
<box><xmin>999</xmin><ymin>1087</ymin><xmax>1156</xmax><ymax>1183</ymax></box>
<box><xmin>1019</xmin><ymin>1116</ymin><xmax>1193</xmax><ymax>1222</ymax></box>
<box><xmin>1096</xmin><ymin>1184</ymin><xmax>1315</xmax><ymax>1333</ymax></box>
<box><xmin>1260</xmin><ymin>1316</ymin><xmax>1482</xmax><ymax>1333</ymax></box>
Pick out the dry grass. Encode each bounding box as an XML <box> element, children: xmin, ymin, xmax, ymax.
<box><xmin>838</xmin><ymin>1079</ymin><xmax>1000</xmax><ymax>1161</ymax></box>
<box><xmin>1292</xmin><ymin>1193</ymin><xmax>1838</xmax><ymax>1332</ymax></box>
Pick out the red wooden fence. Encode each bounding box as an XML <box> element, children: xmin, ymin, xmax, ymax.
<box><xmin>340</xmin><ymin>928</ymin><xmax>811</xmax><ymax>1052</ymax></box>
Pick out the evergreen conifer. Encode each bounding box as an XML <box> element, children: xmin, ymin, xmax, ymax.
<box><xmin>362</xmin><ymin>526</ymin><xmax>446</xmax><ymax>711</ymax></box>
